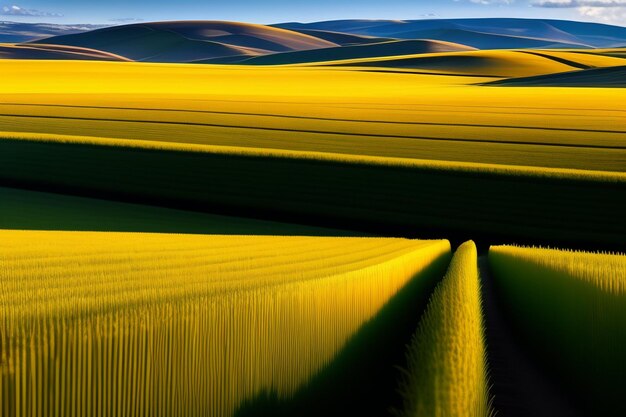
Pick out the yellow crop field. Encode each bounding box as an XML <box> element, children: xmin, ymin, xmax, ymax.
<box><xmin>489</xmin><ymin>245</ymin><xmax>626</xmax><ymax>413</ymax></box>
<box><xmin>0</xmin><ymin>59</ymin><xmax>624</xmax><ymax>172</ymax></box>
<box><xmin>314</xmin><ymin>49</ymin><xmax>611</xmax><ymax>77</ymax></box>
<box><xmin>523</xmin><ymin>49</ymin><xmax>626</xmax><ymax>69</ymax></box>
<box><xmin>1</xmin><ymin>19</ymin><xmax>624</xmax><ymax>415</ymax></box>
<box><xmin>0</xmin><ymin>56</ymin><xmax>624</xmax><ymax>247</ymax></box>
<box><xmin>398</xmin><ymin>241</ymin><xmax>491</xmax><ymax>417</ymax></box>
<box><xmin>0</xmin><ymin>59</ymin><xmax>624</xmax><ymax>175</ymax></box>
<box><xmin>0</xmin><ymin>230</ymin><xmax>450</xmax><ymax>416</ymax></box>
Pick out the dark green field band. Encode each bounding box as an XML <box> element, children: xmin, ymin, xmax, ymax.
<box><xmin>0</xmin><ymin>138</ymin><xmax>624</xmax><ymax>248</ymax></box>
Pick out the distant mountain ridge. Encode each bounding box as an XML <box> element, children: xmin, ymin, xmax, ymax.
<box><xmin>28</xmin><ymin>21</ymin><xmax>337</xmax><ymax>62</ymax></box>
<box><xmin>0</xmin><ymin>18</ymin><xmax>624</xmax><ymax>64</ymax></box>
<box><xmin>275</xmin><ymin>18</ymin><xmax>626</xmax><ymax>49</ymax></box>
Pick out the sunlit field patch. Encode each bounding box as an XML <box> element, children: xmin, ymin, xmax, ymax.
<box><xmin>0</xmin><ymin>230</ymin><xmax>450</xmax><ymax>417</ymax></box>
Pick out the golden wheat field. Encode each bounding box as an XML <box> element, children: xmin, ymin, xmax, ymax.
<box><xmin>0</xmin><ymin>58</ymin><xmax>624</xmax><ymax>172</ymax></box>
<box><xmin>1</xmin><ymin>54</ymin><xmax>624</xmax><ymax>247</ymax></box>
<box><xmin>1</xmin><ymin>22</ymin><xmax>625</xmax><ymax>416</ymax></box>
<box><xmin>0</xmin><ymin>230</ymin><xmax>450</xmax><ymax>417</ymax></box>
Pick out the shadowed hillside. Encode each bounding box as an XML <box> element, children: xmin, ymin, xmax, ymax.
<box><xmin>225</xmin><ymin>39</ymin><xmax>475</xmax><ymax>65</ymax></box>
<box><xmin>285</xmin><ymin>28</ymin><xmax>393</xmax><ymax>46</ymax></box>
<box><xmin>32</xmin><ymin>21</ymin><xmax>337</xmax><ymax>62</ymax></box>
<box><xmin>148</xmin><ymin>21</ymin><xmax>336</xmax><ymax>50</ymax></box>
<box><xmin>377</xmin><ymin>29</ymin><xmax>588</xmax><ymax>50</ymax></box>
<box><xmin>6</xmin><ymin>18</ymin><xmax>624</xmax><ymax>64</ymax></box>
<box><xmin>484</xmin><ymin>65</ymin><xmax>626</xmax><ymax>87</ymax></box>
<box><xmin>276</xmin><ymin>18</ymin><xmax>626</xmax><ymax>49</ymax></box>
<box><xmin>320</xmin><ymin>49</ymin><xmax>601</xmax><ymax>78</ymax></box>
<box><xmin>0</xmin><ymin>43</ymin><xmax>129</xmax><ymax>61</ymax></box>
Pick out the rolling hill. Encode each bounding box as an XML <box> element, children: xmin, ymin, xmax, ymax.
<box><xmin>316</xmin><ymin>49</ymin><xmax>614</xmax><ymax>78</ymax></box>
<box><xmin>0</xmin><ymin>43</ymin><xmax>129</xmax><ymax>61</ymax></box>
<box><xmin>276</xmin><ymin>18</ymin><xmax>626</xmax><ymax>49</ymax></box>
<box><xmin>0</xmin><ymin>18</ymin><xmax>621</xmax><ymax>64</ymax></box>
<box><xmin>485</xmin><ymin>65</ymin><xmax>626</xmax><ymax>87</ymax></box>
<box><xmin>206</xmin><ymin>39</ymin><xmax>475</xmax><ymax>65</ymax></box>
<box><xmin>285</xmin><ymin>28</ymin><xmax>393</xmax><ymax>46</ymax></box>
<box><xmin>31</xmin><ymin>21</ymin><xmax>337</xmax><ymax>62</ymax></box>
<box><xmin>148</xmin><ymin>21</ymin><xmax>336</xmax><ymax>50</ymax></box>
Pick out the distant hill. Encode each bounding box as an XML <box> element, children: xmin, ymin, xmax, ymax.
<box><xmin>284</xmin><ymin>29</ymin><xmax>393</xmax><ymax>46</ymax></box>
<box><xmin>228</xmin><ymin>39</ymin><xmax>475</xmax><ymax>65</ymax></box>
<box><xmin>0</xmin><ymin>21</ymin><xmax>104</xmax><ymax>43</ymax></box>
<box><xmin>317</xmin><ymin>49</ymin><xmax>606</xmax><ymax>78</ymax></box>
<box><xmin>275</xmin><ymin>18</ymin><xmax>626</xmax><ymax>49</ymax></box>
<box><xmin>31</xmin><ymin>21</ymin><xmax>337</xmax><ymax>62</ymax></box>
<box><xmin>2</xmin><ymin>18</ymin><xmax>624</xmax><ymax>64</ymax></box>
<box><xmin>485</xmin><ymin>65</ymin><xmax>626</xmax><ymax>87</ymax></box>
<box><xmin>0</xmin><ymin>43</ymin><xmax>129</xmax><ymax>61</ymax></box>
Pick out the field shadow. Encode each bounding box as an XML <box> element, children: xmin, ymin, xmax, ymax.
<box><xmin>2</xmin><ymin>139</ymin><xmax>623</xmax><ymax>252</ymax></box>
<box><xmin>0</xmin><ymin>185</ymin><xmax>360</xmax><ymax>237</ymax></box>
<box><xmin>479</xmin><ymin>256</ymin><xmax>584</xmax><ymax>417</ymax></box>
<box><xmin>232</xmin><ymin>251</ymin><xmax>451</xmax><ymax>417</ymax></box>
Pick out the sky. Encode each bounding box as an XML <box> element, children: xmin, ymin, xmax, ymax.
<box><xmin>0</xmin><ymin>0</ymin><xmax>625</xmax><ymax>26</ymax></box>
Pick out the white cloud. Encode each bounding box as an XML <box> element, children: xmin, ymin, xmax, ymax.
<box><xmin>0</xmin><ymin>4</ymin><xmax>62</xmax><ymax>17</ymax></box>
<box><xmin>534</xmin><ymin>0</ymin><xmax>626</xmax><ymax>6</ymax></box>
<box><xmin>533</xmin><ymin>0</ymin><xmax>626</xmax><ymax>24</ymax></box>
<box><xmin>577</xmin><ymin>5</ymin><xmax>626</xmax><ymax>22</ymax></box>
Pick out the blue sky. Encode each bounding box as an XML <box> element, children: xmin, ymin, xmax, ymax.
<box><xmin>0</xmin><ymin>0</ymin><xmax>624</xmax><ymax>26</ymax></box>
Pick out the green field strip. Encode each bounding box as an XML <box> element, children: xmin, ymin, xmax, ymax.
<box><xmin>0</xmin><ymin>185</ymin><xmax>357</xmax><ymax>236</ymax></box>
<box><xmin>1</xmin><ymin>134</ymin><xmax>624</xmax><ymax>247</ymax></box>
